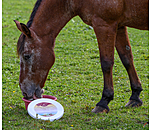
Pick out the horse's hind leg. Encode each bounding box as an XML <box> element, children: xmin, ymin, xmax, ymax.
<box><xmin>115</xmin><ymin>26</ymin><xmax>143</xmax><ymax>107</ymax></box>
<box><xmin>91</xmin><ymin>18</ymin><xmax>117</xmax><ymax>113</ymax></box>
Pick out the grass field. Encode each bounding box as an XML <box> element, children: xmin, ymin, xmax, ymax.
<box><xmin>2</xmin><ymin>0</ymin><xmax>149</xmax><ymax>129</ymax></box>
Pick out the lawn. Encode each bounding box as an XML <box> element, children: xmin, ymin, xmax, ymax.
<box><xmin>2</xmin><ymin>0</ymin><xmax>149</xmax><ymax>129</ymax></box>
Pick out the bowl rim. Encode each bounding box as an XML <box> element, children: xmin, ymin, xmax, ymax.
<box><xmin>22</xmin><ymin>95</ymin><xmax>57</xmax><ymax>103</ymax></box>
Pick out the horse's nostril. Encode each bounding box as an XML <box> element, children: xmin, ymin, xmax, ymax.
<box><xmin>23</xmin><ymin>92</ymin><xmax>27</xmax><ymax>97</ymax></box>
<box><xmin>23</xmin><ymin>92</ymin><xmax>33</xmax><ymax>100</ymax></box>
<box><xmin>41</xmin><ymin>89</ymin><xmax>44</xmax><ymax>94</ymax></box>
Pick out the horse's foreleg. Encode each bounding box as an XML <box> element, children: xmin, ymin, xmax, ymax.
<box><xmin>92</xmin><ymin>18</ymin><xmax>117</xmax><ymax>113</ymax></box>
<box><xmin>115</xmin><ymin>26</ymin><xmax>143</xmax><ymax>107</ymax></box>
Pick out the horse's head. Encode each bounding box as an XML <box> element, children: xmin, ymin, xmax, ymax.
<box><xmin>14</xmin><ymin>20</ymin><xmax>55</xmax><ymax>100</ymax></box>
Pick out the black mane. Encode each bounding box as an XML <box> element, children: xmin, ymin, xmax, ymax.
<box><xmin>17</xmin><ymin>0</ymin><xmax>43</xmax><ymax>55</ymax></box>
<box><xmin>27</xmin><ymin>0</ymin><xmax>43</xmax><ymax>27</ymax></box>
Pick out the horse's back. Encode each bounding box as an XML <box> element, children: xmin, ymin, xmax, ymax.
<box><xmin>78</xmin><ymin>0</ymin><xmax>124</xmax><ymax>25</ymax></box>
<box><xmin>78</xmin><ymin>0</ymin><xmax>148</xmax><ymax>30</ymax></box>
<box><xmin>121</xmin><ymin>0</ymin><xmax>149</xmax><ymax>30</ymax></box>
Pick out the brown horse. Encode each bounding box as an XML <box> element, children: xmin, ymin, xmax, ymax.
<box><xmin>14</xmin><ymin>0</ymin><xmax>149</xmax><ymax>113</ymax></box>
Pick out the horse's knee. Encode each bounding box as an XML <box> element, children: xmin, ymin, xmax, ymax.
<box><xmin>119</xmin><ymin>54</ymin><xmax>132</xmax><ymax>70</ymax></box>
<box><xmin>101</xmin><ymin>58</ymin><xmax>114</xmax><ymax>73</ymax></box>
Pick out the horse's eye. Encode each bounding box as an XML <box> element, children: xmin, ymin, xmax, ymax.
<box><xmin>23</xmin><ymin>54</ymin><xmax>31</xmax><ymax>61</ymax></box>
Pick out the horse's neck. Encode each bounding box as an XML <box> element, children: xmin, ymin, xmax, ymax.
<box><xmin>30</xmin><ymin>0</ymin><xmax>75</xmax><ymax>38</ymax></box>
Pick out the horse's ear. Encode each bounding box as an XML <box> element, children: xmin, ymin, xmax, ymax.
<box><xmin>14</xmin><ymin>20</ymin><xmax>31</xmax><ymax>38</ymax></box>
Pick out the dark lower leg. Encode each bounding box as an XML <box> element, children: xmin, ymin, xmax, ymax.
<box><xmin>130</xmin><ymin>83</ymin><xmax>143</xmax><ymax>101</ymax></box>
<box><xmin>96</xmin><ymin>88</ymin><xmax>114</xmax><ymax>111</ymax></box>
<box><xmin>96</xmin><ymin>58</ymin><xmax>114</xmax><ymax>111</ymax></box>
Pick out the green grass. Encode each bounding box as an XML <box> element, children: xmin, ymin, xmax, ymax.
<box><xmin>2</xmin><ymin>0</ymin><xmax>149</xmax><ymax>129</ymax></box>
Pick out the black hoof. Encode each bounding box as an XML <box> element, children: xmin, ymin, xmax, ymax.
<box><xmin>125</xmin><ymin>99</ymin><xmax>143</xmax><ymax>107</ymax></box>
<box><xmin>91</xmin><ymin>106</ymin><xmax>109</xmax><ymax>113</ymax></box>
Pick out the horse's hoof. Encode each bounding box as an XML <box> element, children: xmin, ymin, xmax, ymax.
<box><xmin>91</xmin><ymin>106</ymin><xmax>109</xmax><ymax>113</ymax></box>
<box><xmin>125</xmin><ymin>99</ymin><xmax>143</xmax><ymax>107</ymax></box>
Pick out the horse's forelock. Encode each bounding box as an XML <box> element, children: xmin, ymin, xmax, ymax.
<box><xmin>17</xmin><ymin>33</ymin><xmax>26</xmax><ymax>55</ymax></box>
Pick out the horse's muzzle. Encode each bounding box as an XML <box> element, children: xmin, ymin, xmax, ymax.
<box><xmin>21</xmin><ymin>84</ymin><xmax>44</xmax><ymax>100</ymax></box>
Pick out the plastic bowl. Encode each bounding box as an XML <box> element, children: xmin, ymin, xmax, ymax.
<box><xmin>22</xmin><ymin>95</ymin><xmax>57</xmax><ymax>110</ymax></box>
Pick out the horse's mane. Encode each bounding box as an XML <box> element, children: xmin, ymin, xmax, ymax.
<box><xmin>27</xmin><ymin>0</ymin><xmax>43</xmax><ymax>28</ymax></box>
<box><xmin>17</xmin><ymin>0</ymin><xmax>43</xmax><ymax>55</ymax></box>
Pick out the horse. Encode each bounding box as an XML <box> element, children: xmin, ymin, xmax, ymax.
<box><xmin>14</xmin><ymin>0</ymin><xmax>149</xmax><ymax>113</ymax></box>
